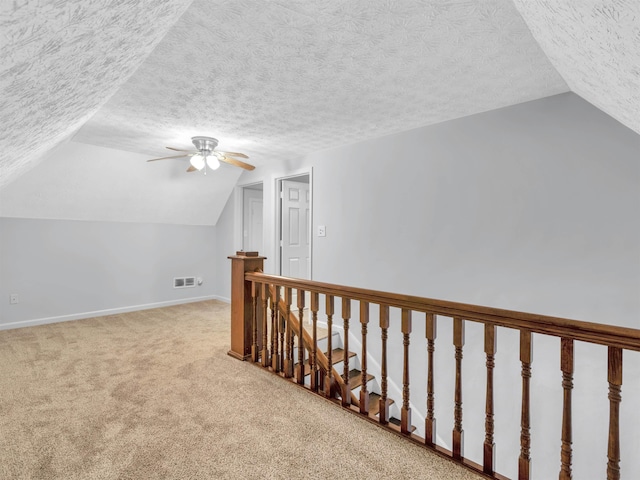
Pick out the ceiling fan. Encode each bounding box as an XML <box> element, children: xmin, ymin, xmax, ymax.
<box><xmin>147</xmin><ymin>136</ymin><xmax>254</xmax><ymax>173</ymax></box>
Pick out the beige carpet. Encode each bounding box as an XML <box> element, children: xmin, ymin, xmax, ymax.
<box><xmin>0</xmin><ymin>300</ymin><xmax>480</xmax><ymax>480</ymax></box>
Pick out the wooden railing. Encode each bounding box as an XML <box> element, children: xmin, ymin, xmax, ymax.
<box><xmin>228</xmin><ymin>252</ymin><xmax>640</xmax><ymax>480</ymax></box>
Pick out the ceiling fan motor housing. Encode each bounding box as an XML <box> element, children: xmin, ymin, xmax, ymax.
<box><xmin>191</xmin><ymin>136</ymin><xmax>218</xmax><ymax>154</ymax></box>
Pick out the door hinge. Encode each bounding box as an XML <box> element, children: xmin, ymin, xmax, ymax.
<box><xmin>280</xmin><ymin>191</ymin><xmax>284</xmax><ymax>199</ymax></box>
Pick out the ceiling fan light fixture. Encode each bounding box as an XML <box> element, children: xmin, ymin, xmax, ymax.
<box><xmin>190</xmin><ymin>154</ymin><xmax>205</xmax><ymax>170</ymax></box>
<box><xmin>147</xmin><ymin>136</ymin><xmax>254</xmax><ymax>172</ymax></box>
<box><xmin>206</xmin><ymin>155</ymin><xmax>221</xmax><ymax>170</ymax></box>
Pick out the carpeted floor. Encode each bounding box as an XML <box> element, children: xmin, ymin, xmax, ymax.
<box><xmin>0</xmin><ymin>300</ymin><xmax>480</xmax><ymax>479</ymax></box>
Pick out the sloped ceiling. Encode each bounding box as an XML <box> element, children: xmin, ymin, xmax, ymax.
<box><xmin>0</xmin><ymin>0</ymin><xmax>194</xmax><ymax>188</ymax></box>
<box><xmin>513</xmin><ymin>0</ymin><xmax>640</xmax><ymax>135</ymax></box>
<box><xmin>0</xmin><ymin>1</ymin><xmax>636</xmax><ymax>225</ymax></box>
<box><xmin>0</xmin><ymin>141</ymin><xmax>241</xmax><ymax>225</ymax></box>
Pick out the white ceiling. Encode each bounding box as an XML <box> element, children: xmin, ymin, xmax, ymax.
<box><xmin>0</xmin><ymin>0</ymin><xmax>194</xmax><ymax>188</ymax></box>
<box><xmin>513</xmin><ymin>0</ymin><xmax>640</xmax><ymax>135</ymax></box>
<box><xmin>0</xmin><ymin>1</ymin><xmax>637</xmax><ymax>225</ymax></box>
<box><xmin>71</xmin><ymin>0</ymin><xmax>567</xmax><ymax>161</ymax></box>
<box><xmin>0</xmin><ymin>141</ymin><xmax>242</xmax><ymax>225</ymax></box>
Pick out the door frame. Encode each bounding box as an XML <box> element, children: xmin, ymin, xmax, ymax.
<box><xmin>275</xmin><ymin>168</ymin><xmax>313</xmax><ymax>279</ymax></box>
<box><xmin>242</xmin><ymin>184</ymin><xmax>264</xmax><ymax>252</ymax></box>
<box><xmin>234</xmin><ymin>181</ymin><xmax>264</xmax><ymax>255</ymax></box>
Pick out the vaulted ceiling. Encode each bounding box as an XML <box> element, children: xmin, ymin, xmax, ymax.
<box><xmin>1</xmin><ymin>1</ymin><xmax>638</xmax><ymax>225</ymax></box>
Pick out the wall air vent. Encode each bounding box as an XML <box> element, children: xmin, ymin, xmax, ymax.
<box><xmin>174</xmin><ymin>277</ymin><xmax>196</xmax><ymax>288</ymax></box>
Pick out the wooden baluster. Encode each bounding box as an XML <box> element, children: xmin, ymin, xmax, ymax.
<box><xmin>284</xmin><ymin>287</ymin><xmax>293</xmax><ymax>378</ymax></box>
<box><xmin>519</xmin><ymin>330</ymin><xmax>532</xmax><ymax>480</ymax></box>
<box><xmin>359</xmin><ymin>301</ymin><xmax>370</xmax><ymax>414</ymax></box>
<box><xmin>401</xmin><ymin>309</ymin><xmax>412</xmax><ymax>434</ymax></box>
<box><xmin>379</xmin><ymin>305</ymin><xmax>390</xmax><ymax>424</ymax></box>
<box><xmin>279</xmin><ymin>294</ymin><xmax>285</xmax><ymax>374</ymax></box>
<box><xmin>251</xmin><ymin>281</ymin><xmax>259</xmax><ymax>363</ymax></box>
<box><xmin>425</xmin><ymin>313</ymin><xmax>437</xmax><ymax>446</ymax></box>
<box><xmin>310</xmin><ymin>292</ymin><xmax>320</xmax><ymax>392</ymax></box>
<box><xmin>324</xmin><ymin>295</ymin><xmax>334</xmax><ymax>398</ymax></box>
<box><xmin>453</xmin><ymin>317</ymin><xmax>465</xmax><ymax>459</ymax></box>
<box><xmin>559</xmin><ymin>338</ymin><xmax>574</xmax><ymax>480</ymax></box>
<box><xmin>270</xmin><ymin>285</ymin><xmax>280</xmax><ymax>372</ymax></box>
<box><xmin>607</xmin><ymin>347</ymin><xmax>623</xmax><ymax>480</ymax></box>
<box><xmin>296</xmin><ymin>289</ymin><xmax>306</xmax><ymax>385</ymax></box>
<box><xmin>341</xmin><ymin>297</ymin><xmax>351</xmax><ymax>407</ymax></box>
<box><xmin>260</xmin><ymin>283</ymin><xmax>269</xmax><ymax>367</ymax></box>
<box><xmin>484</xmin><ymin>324</ymin><xmax>496</xmax><ymax>474</ymax></box>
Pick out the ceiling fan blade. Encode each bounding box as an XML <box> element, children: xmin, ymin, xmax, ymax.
<box><xmin>218</xmin><ymin>151</ymin><xmax>249</xmax><ymax>159</ymax></box>
<box><xmin>166</xmin><ymin>146</ymin><xmax>197</xmax><ymax>153</ymax></box>
<box><xmin>186</xmin><ymin>165</ymin><xmax>197</xmax><ymax>172</ymax></box>
<box><xmin>147</xmin><ymin>154</ymin><xmax>191</xmax><ymax>162</ymax></box>
<box><xmin>220</xmin><ymin>156</ymin><xmax>255</xmax><ymax>171</ymax></box>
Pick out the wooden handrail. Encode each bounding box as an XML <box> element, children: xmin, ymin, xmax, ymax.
<box><xmin>246</xmin><ymin>271</ymin><xmax>640</xmax><ymax>351</ymax></box>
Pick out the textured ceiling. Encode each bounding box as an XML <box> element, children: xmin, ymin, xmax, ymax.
<box><xmin>72</xmin><ymin>0</ymin><xmax>567</xmax><ymax>165</ymax></box>
<box><xmin>0</xmin><ymin>0</ymin><xmax>194</xmax><ymax>188</ymax></box>
<box><xmin>1</xmin><ymin>0</ymin><xmax>637</xmax><ymax>225</ymax></box>
<box><xmin>513</xmin><ymin>0</ymin><xmax>640</xmax><ymax>135</ymax></box>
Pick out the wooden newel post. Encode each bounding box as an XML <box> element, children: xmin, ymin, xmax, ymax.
<box><xmin>228</xmin><ymin>251</ymin><xmax>266</xmax><ymax>361</ymax></box>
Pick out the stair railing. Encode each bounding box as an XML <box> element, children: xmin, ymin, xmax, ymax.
<box><xmin>228</xmin><ymin>252</ymin><xmax>640</xmax><ymax>480</ymax></box>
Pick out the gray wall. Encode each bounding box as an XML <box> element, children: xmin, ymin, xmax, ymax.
<box><xmin>306</xmin><ymin>93</ymin><xmax>640</xmax><ymax>479</ymax></box>
<box><xmin>227</xmin><ymin>93</ymin><xmax>640</xmax><ymax>479</ymax></box>
<box><xmin>0</xmin><ymin>218</ymin><xmax>217</xmax><ymax>328</ymax></box>
<box><xmin>214</xmin><ymin>194</ymin><xmax>235</xmax><ymax>302</ymax></box>
<box><xmin>307</xmin><ymin>93</ymin><xmax>639</xmax><ymax>326</ymax></box>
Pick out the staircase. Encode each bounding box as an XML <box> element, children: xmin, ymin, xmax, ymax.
<box><xmin>292</xmin><ymin>311</ymin><xmax>414</xmax><ymax>431</ymax></box>
<box><xmin>267</xmin><ymin>290</ymin><xmax>418</xmax><ymax>434</ymax></box>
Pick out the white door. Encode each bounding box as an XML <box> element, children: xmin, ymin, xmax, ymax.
<box><xmin>243</xmin><ymin>187</ymin><xmax>263</xmax><ymax>253</ymax></box>
<box><xmin>281</xmin><ymin>179</ymin><xmax>310</xmax><ymax>279</ymax></box>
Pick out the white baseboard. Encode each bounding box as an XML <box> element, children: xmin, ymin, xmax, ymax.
<box><xmin>0</xmin><ymin>296</ymin><xmax>220</xmax><ymax>330</ymax></box>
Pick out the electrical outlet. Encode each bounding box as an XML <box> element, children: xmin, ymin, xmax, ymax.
<box><xmin>318</xmin><ymin>225</ymin><xmax>326</xmax><ymax>237</ymax></box>
<box><xmin>10</xmin><ymin>294</ymin><xmax>19</xmax><ymax>304</ymax></box>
